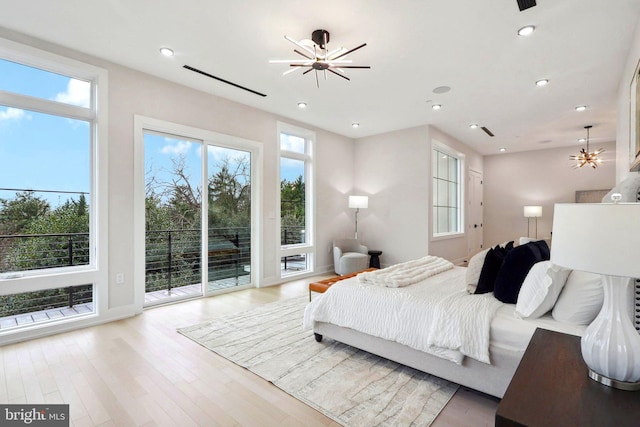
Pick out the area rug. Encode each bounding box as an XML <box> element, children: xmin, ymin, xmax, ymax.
<box><xmin>177</xmin><ymin>296</ymin><xmax>458</xmax><ymax>426</ymax></box>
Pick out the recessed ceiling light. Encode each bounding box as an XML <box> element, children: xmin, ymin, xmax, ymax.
<box><xmin>518</xmin><ymin>25</ymin><xmax>536</xmax><ymax>36</ymax></box>
<box><xmin>536</xmin><ymin>79</ymin><xmax>549</xmax><ymax>86</ymax></box>
<box><xmin>159</xmin><ymin>47</ymin><xmax>174</xmax><ymax>57</ymax></box>
<box><xmin>499</xmin><ymin>147</ymin><xmax>507</xmax><ymax>152</ymax></box>
<box><xmin>352</xmin><ymin>122</ymin><xmax>360</xmax><ymax>128</ymax></box>
<box><xmin>575</xmin><ymin>105</ymin><xmax>587</xmax><ymax>112</ymax></box>
<box><xmin>578</xmin><ymin>138</ymin><xmax>586</xmax><ymax>143</ymax></box>
<box><xmin>297</xmin><ymin>102</ymin><xmax>307</xmax><ymax>109</ymax></box>
<box><xmin>433</xmin><ymin>86</ymin><xmax>451</xmax><ymax>94</ymax></box>
<box><xmin>432</xmin><ymin>104</ymin><xmax>442</xmax><ymax>110</ymax></box>
<box><xmin>469</xmin><ymin>123</ymin><xmax>479</xmax><ymax>129</ymax></box>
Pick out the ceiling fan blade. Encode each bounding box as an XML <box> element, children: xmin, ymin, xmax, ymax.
<box><xmin>270</xmin><ymin>59</ymin><xmax>309</xmax><ymax>64</ymax></box>
<box><xmin>315</xmin><ymin>70</ymin><xmax>319</xmax><ymax>88</ymax></box>
<box><xmin>289</xmin><ymin>63</ymin><xmax>313</xmax><ymax>67</ymax></box>
<box><xmin>294</xmin><ymin>49</ymin><xmax>314</xmax><ymax>60</ymax></box>
<box><xmin>303</xmin><ymin>68</ymin><xmax>313</xmax><ymax>75</ymax></box>
<box><xmin>282</xmin><ymin>67</ymin><xmax>299</xmax><ymax>76</ymax></box>
<box><xmin>285</xmin><ymin>35</ymin><xmax>316</xmax><ymax>57</ymax></box>
<box><xmin>333</xmin><ymin>65</ymin><xmax>371</xmax><ymax>69</ymax></box>
<box><xmin>328</xmin><ymin>68</ymin><xmax>350</xmax><ymax>81</ymax></box>
<box><xmin>332</xmin><ymin>43</ymin><xmax>367</xmax><ymax>60</ymax></box>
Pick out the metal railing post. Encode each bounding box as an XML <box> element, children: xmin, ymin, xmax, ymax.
<box><xmin>234</xmin><ymin>232</ymin><xmax>239</xmax><ymax>283</ymax></box>
<box><xmin>283</xmin><ymin>228</ymin><xmax>288</xmax><ymax>270</ymax></box>
<box><xmin>68</xmin><ymin>236</ymin><xmax>73</xmax><ymax>266</ymax></box>
<box><xmin>167</xmin><ymin>231</ymin><xmax>172</xmax><ymax>294</ymax></box>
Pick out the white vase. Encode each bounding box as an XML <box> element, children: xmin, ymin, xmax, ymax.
<box><xmin>581</xmin><ymin>275</ymin><xmax>640</xmax><ymax>388</ymax></box>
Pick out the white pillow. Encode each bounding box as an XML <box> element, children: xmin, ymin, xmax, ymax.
<box><xmin>552</xmin><ymin>270</ymin><xmax>603</xmax><ymax>325</ymax></box>
<box><xmin>465</xmin><ymin>248</ymin><xmax>490</xmax><ymax>294</ymax></box>
<box><xmin>515</xmin><ymin>261</ymin><xmax>571</xmax><ymax>319</ymax></box>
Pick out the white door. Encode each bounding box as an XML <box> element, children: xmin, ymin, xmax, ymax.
<box><xmin>468</xmin><ymin>170</ymin><xmax>483</xmax><ymax>257</ymax></box>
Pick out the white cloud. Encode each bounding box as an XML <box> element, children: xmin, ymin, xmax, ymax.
<box><xmin>160</xmin><ymin>139</ymin><xmax>192</xmax><ymax>155</ymax></box>
<box><xmin>0</xmin><ymin>107</ymin><xmax>27</xmax><ymax>122</ymax></box>
<box><xmin>54</xmin><ymin>78</ymin><xmax>91</xmax><ymax>108</ymax></box>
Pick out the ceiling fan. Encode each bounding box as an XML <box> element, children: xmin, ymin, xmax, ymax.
<box><xmin>269</xmin><ymin>29</ymin><xmax>370</xmax><ymax>87</ymax></box>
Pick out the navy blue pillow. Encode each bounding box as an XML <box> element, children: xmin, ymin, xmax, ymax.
<box><xmin>475</xmin><ymin>245</ymin><xmax>508</xmax><ymax>294</ymax></box>
<box><xmin>493</xmin><ymin>240</ymin><xmax>550</xmax><ymax>303</ymax></box>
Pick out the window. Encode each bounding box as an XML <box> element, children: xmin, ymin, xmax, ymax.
<box><xmin>278</xmin><ymin>123</ymin><xmax>315</xmax><ymax>277</ymax></box>
<box><xmin>0</xmin><ymin>38</ymin><xmax>107</xmax><ymax>332</ymax></box>
<box><xmin>432</xmin><ymin>146</ymin><xmax>463</xmax><ymax>236</ymax></box>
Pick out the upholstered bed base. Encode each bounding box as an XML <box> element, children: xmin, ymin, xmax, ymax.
<box><xmin>314</xmin><ymin>321</ymin><xmax>523</xmax><ymax>398</ymax></box>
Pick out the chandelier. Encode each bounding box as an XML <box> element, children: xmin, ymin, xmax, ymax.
<box><xmin>269</xmin><ymin>29</ymin><xmax>370</xmax><ymax>88</ymax></box>
<box><xmin>570</xmin><ymin>125</ymin><xmax>604</xmax><ymax>168</ymax></box>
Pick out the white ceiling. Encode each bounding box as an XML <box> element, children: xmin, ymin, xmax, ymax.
<box><xmin>1</xmin><ymin>0</ymin><xmax>639</xmax><ymax>155</ymax></box>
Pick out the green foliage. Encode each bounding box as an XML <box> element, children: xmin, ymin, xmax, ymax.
<box><xmin>3</xmin><ymin>195</ymin><xmax>91</xmax><ymax>271</ymax></box>
<box><xmin>208</xmin><ymin>156</ymin><xmax>251</xmax><ymax>228</ymax></box>
<box><xmin>280</xmin><ymin>175</ymin><xmax>305</xmax><ymax>244</ymax></box>
<box><xmin>0</xmin><ymin>191</ymin><xmax>50</xmax><ymax>234</ymax></box>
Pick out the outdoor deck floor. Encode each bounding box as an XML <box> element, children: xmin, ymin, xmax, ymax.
<box><xmin>0</xmin><ymin>302</ymin><xmax>94</xmax><ymax>330</ymax></box>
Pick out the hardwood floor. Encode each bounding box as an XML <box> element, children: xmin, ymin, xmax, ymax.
<box><xmin>0</xmin><ymin>276</ymin><xmax>498</xmax><ymax>426</ymax></box>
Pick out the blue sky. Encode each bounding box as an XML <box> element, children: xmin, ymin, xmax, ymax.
<box><xmin>0</xmin><ymin>57</ymin><xmax>303</xmax><ymax>211</ymax></box>
<box><xmin>0</xmin><ymin>59</ymin><xmax>90</xmax><ymax>208</ymax></box>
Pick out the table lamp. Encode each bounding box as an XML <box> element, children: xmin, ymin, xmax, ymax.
<box><xmin>348</xmin><ymin>195</ymin><xmax>368</xmax><ymax>239</ymax></box>
<box><xmin>551</xmin><ymin>201</ymin><xmax>640</xmax><ymax>390</ymax></box>
<box><xmin>523</xmin><ymin>205</ymin><xmax>542</xmax><ymax>238</ymax></box>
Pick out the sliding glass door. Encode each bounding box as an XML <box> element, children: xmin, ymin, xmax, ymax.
<box><xmin>142</xmin><ymin>126</ymin><xmax>255</xmax><ymax>306</ymax></box>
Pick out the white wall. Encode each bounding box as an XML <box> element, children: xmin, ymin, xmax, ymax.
<box><xmin>428</xmin><ymin>126</ymin><xmax>483</xmax><ymax>264</ymax></box>
<box><xmin>615</xmin><ymin>17</ymin><xmax>640</xmax><ymax>183</ymax></box>
<box><xmin>353</xmin><ymin>125</ymin><xmax>482</xmax><ymax>266</ymax></box>
<box><xmin>483</xmin><ymin>142</ymin><xmax>616</xmax><ymax>248</ymax></box>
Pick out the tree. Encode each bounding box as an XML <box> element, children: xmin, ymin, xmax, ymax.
<box><xmin>208</xmin><ymin>156</ymin><xmax>251</xmax><ymax>228</ymax></box>
<box><xmin>280</xmin><ymin>175</ymin><xmax>305</xmax><ymax>244</ymax></box>
<box><xmin>0</xmin><ymin>191</ymin><xmax>50</xmax><ymax>235</ymax></box>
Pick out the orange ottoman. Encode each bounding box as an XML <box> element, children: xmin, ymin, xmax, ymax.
<box><xmin>308</xmin><ymin>267</ymin><xmax>377</xmax><ymax>300</ymax></box>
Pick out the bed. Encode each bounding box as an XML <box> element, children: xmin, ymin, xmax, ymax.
<box><xmin>304</xmin><ymin>259</ymin><xmax>590</xmax><ymax>398</ymax></box>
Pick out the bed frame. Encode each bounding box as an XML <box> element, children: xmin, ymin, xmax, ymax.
<box><xmin>313</xmin><ymin>322</ymin><xmax>523</xmax><ymax>398</ymax></box>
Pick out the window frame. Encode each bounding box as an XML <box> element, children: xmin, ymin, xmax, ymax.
<box><xmin>277</xmin><ymin>122</ymin><xmax>316</xmax><ymax>277</ymax></box>
<box><xmin>0</xmin><ymin>37</ymin><xmax>108</xmax><ymax>333</ymax></box>
<box><xmin>431</xmin><ymin>141</ymin><xmax>465</xmax><ymax>240</ymax></box>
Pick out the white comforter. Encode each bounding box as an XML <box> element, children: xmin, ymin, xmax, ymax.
<box><xmin>303</xmin><ymin>266</ymin><xmax>503</xmax><ymax>365</ymax></box>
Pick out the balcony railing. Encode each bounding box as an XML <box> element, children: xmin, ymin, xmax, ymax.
<box><xmin>145</xmin><ymin>227</ymin><xmax>251</xmax><ymax>294</ymax></box>
<box><xmin>0</xmin><ymin>225</ymin><xmax>306</xmax><ymax>318</ymax></box>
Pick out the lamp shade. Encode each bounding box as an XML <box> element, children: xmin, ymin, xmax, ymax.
<box><xmin>523</xmin><ymin>205</ymin><xmax>542</xmax><ymax>218</ymax></box>
<box><xmin>551</xmin><ymin>203</ymin><xmax>640</xmax><ymax>278</ymax></box>
<box><xmin>348</xmin><ymin>195</ymin><xmax>369</xmax><ymax>209</ymax></box>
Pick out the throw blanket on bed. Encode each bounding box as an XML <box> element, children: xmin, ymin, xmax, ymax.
<box><xmin>304</xmin><ymin>267</ymin><xmax>503</xmax><ymax>365</ymax></box>
<box><xmin>358</xmin><ymin>255</ymin><xmax>454</xmax><ymax>288</ymax></box>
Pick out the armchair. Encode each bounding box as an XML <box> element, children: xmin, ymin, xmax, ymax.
<box><xmin>333</xmin><ymin>238</ymin><xmax>369</xmax><ymax>275</ymax></box>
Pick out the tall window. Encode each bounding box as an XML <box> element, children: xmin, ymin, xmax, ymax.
<box><xmin>0</xmin><ymin>39</ymin><xmax>107</xmax><ymax>332</ymax></box>
<box><xmin>278</xmin><ymin>123</ymin><xmax>314</xmax><ymax>277</ymax></box>
<box><xmin>432</xmin><ymin>146</ymin><xmax>463</xmax><ymax>236</ymax></box>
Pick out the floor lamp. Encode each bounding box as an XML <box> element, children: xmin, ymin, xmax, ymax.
<box><xmin>348</xmin><ymin>195</ymin><xmax>368</xmax><ymax>239</ymax></box>
<box><xmin>551</xmin><ymin>202</ymin><xmax>640</xmax><ymax>390</ymax></box>
<box><xmin>523</xmin><ymin>205</ymin><xmax>542</xmax><ymax>238</ymax></box>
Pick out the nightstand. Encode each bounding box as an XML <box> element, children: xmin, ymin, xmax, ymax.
<box><xmin>496</xmin><ymin>328</ymin><xmax>640</xmax><ymax>427</ymax></box>
<box><xmin>368</xmin><ymin>250</ymin><xmax>382</xmax><ymax>268</ymax></box>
